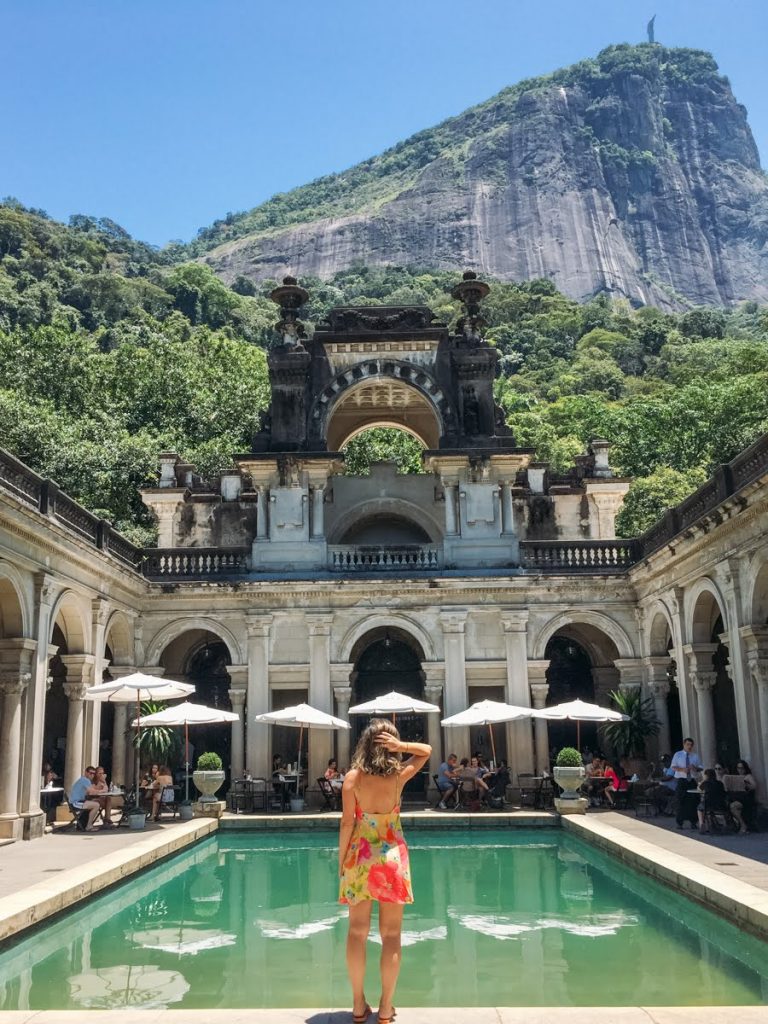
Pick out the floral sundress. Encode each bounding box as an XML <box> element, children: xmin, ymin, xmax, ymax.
<box><xmin>339</xmin><ymin>781</ymin><xmax>413</xmax><ymax>905</ymax></box>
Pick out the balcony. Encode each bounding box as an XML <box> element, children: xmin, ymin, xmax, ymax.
<box><xmin>519</xmin><ymin>539</ymin><xmax>639</xmax><ymax>573</ymax></box>
<box><xmin>328</xmin><ymin>544</ymin><xmax>440</xmax><ymax>572</ymax></box>
<box><xmin>142</xmin><ymin>548</ymin><xmax>251</xmax><ymax>579</ymax></box>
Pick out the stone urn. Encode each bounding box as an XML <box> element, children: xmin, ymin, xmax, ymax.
<box><xmin>553</xmin><ymin>766</ymin><xmax>587</xmax><ymax>815</ymax></box>
<box><xmin>192</xmin><ymin>770</ymin><xmax>225</xmax><ymax>804</ymax></box>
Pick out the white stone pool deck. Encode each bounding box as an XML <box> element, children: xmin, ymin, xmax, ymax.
<box><xmin>0</xmin><ymin>810</ymin><xmax>767</xmax><ymax>1021</ymax></box>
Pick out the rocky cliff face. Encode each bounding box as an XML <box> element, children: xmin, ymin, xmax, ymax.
<box><xmin>200</xmin><ymin>45</ymin><xmax>768</xmax><ymax>308</ymax></box>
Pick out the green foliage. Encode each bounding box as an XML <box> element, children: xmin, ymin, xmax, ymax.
<box><xmin>615</xmin><ymin>466</ymin><xmax>708</xmax><ymax>537</ymax></box>
<box><xmin>196</xmin><ymin>751</ymin><xmax>223</xmax><ymax>771</ymax></box>
<box><xmin>135</xmin><ymin>702</ymin><xmax>179</xmax><ymax>763</ymax></box>
<box><xmin>600</xmin><ymin>689</ymin><xmax>660</xmax><ymax>758</ymax></box>
<box><xmin>555</xmin><ymin>747</ymin><xmax>583</xmax><ymax>768</ymax></box>
<box><xmin>1</xmin><ymin>203</ymin><xmax>767</xmax><ymax>541</ymax></box>
<box><xmin>343</xmin><ymin>428</ymin><xmax>424</xmax><ymax>476</ymax></box>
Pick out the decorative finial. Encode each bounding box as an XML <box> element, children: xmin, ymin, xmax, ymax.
<box><xmin>451</xmin><ymin>270</ymin><xmax>490</xmax><ymax>343</ymax></box>
<box><xmin>270</xmin><ymin>275</ymin><xmax>309</xmax><ymax>347</ymax></box>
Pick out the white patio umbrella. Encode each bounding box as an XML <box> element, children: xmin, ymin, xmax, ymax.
<box><xmin>68</xmin><ymin>964</ymin><xmax>189</xmax><ymax>1009</ymax></box>
<box><xmin>253</xmin><ymin>703</ymin><xmax>350</xmax><ymax>794</ymax></box>
<box><xmin>441</xmin><ymin>699</ymin><xmax>534</xmax><ymax>766</ymax></box>
<box><xmin>530</xmin><ymin>698</ymin><xmax>629</xmax><ymax>751</ymax></box>
<box><xmin>348</xmin><ymin>689</ymin><xmax>441</xmax><ymax>722</ymax></box>
<box><xmin>86</xmin><ymin>672</ymin><xmax>194</xmax><ymax>805</ymax></box>
<box><xmin>133</xmin><ymin>701</ymin><xmax>240</xmax><ymax>803</ymax></box>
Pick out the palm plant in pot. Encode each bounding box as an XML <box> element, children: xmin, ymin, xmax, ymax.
<box><xmin>600</xmin><ymin>689</ymin><xmax>660</xmax><ymax>770</ymax></box>
<box><xmin>193</xmin><ymin>751</ymin><xmax>225</xmax><ymax>803</ymax></box>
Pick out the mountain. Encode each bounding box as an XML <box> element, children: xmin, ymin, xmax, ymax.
<box><xmin>193</xmin><ymin>44</ymin><xmax>768</xmax><ymax>309</ymax></box>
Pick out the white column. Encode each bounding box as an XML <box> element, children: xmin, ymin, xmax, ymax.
<box><xmin>684</xmin><ymin>643</ymin><xmax>718</xmax><ymax>767</ymax></box>
<box><xmin>307</xmin><ymin>614</ymin><xmax>334</xmax><ymax>786</ymax></box>
<box><xmin>719</xmin><ymin>568</ymin><xmax>759</xmax><ymax>772</ymax></box>
<box><xmin>424</xmin><ymin>678</ymin><xmax>444</xmax><ymax>780</ymax></box>
<box><xmin>333</xmin><ymin>685</ymin><xmax>352</xmax><ymax>768</ymax></box>
<box><xmin>255</xmin><ymin>488</ymin><xmax>268</xmax><ymax>539</ymax></box>
<box><xmin>500</xmin><ymin>611</ymin><xmax>533</xmax><ymax>778</ymax></box>
<box><xmin>500</xmin><ymin>482</ymin><xmax>514</xmax><ymax>536</ymax></box>
<box><xmin>439</xmin><ymin>611</ymin><xmax>468</xmax><ymax>756</ymax></box>
<box><xmin>443</xmin><ymin>484</ymin><xmax>458</xmax><ymax>536</ymax></box>
<box><xmin>741</xmin><ymin>626</ymin><xmax>768</xmax><ymax>790</ymax></box>
<box><xmin>111</xmin><ymin>704</ymin><xmax>129</xmax><ymax>787</ymax></box>
<box><xmin>0</xmin><ymin>672</ymin><xmax>30</xmax><ymax>839</ymax></box>
<box><xmin>84</xmin><ymin>600</ymin><xmax>109</xmax><ymax>768</ymax></box>
<box><xmin>312</xmin><ymin>486</ymin><xmax>325</xmax><ymax>539</ymax></box>
<box><xmin>228</xmin><ymin>687</ymin><xmax>247</xmax><ymax>778</ymax></box>
<box><xmin>528</xmin><ymin>660</ymin><xmax>550</xmax><ymax>776</ymax></box>
<box><xmin>246</xmin><ymin>615</ymin><xmax>272</xmax><ymax>778</ymax></box>
<box><xmin>19</xmin><ymin>574</ymin><xmax>53</xmax><ymax>838</ymax></box>
<box><xmin>61</xmin><ymin>655</ymin><xmax>95</xmax><ymax>788</ymax></box>
<box><xmin>643</xmin><ymin>656</ymin><xmax>672</xmax><ymax>758</ymax></box>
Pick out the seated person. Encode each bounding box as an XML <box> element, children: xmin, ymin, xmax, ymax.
<box><xmin>603</xmin><ymin>762</ymin><xmax>628</xmax><ymax>807</ymax></box>
<box><xmin>726</xmin><ymin>759</ymin><xmax>758</xmax><ymax>834</ymax></box>
<box><xmin>84</xmin><ymin>766</ymin><xmax>114</xmax><ymax>830</ymax></box>
<box><xmin>437</xmin><ymin>753</ymin><xmax>460</xmax><ymax>809</ymax></box>
<box><xmin>457</xmin><ymin>757</ymin><xmax>490</xmax><ymax>803</ymax></box>
<box><xmin>149</xmin><ymin>764</ymin><xmax>174</xmax><ymax>821</ymax></box>
<box><xmin>69</xmin><ymin>766</ymin><xmax>97</xmax><ymax>829</ymax></box>
<box><xmin>697</xmin><ymin>768</ymin><xmax>730</xmax><ymax>830</ymax></box>
<box><xmin>324</xmin><ymin>758</ymin><xmax>344</xmax><ymax>790</ymax></box>
<box><xmin>647</xmin><ymin>767</ymin><xmax>676</xmax><ymax>814</ymax></box>
<box><xmin>140</xmin><ymin>764</ymin><xmax>159</xmax><ymax>809</ymax></box>
<box><xmin>585</xmin><ymin>755</ymin><xmax>604</xmax><ymax>779</ymax></box>
<box><xmin>272</xmin><ymin>754</ymin><xmax>284</xmax><ymax>773</ymax></box>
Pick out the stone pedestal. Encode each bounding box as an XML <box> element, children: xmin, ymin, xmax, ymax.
<box><xmin>555</xmin><ymin>796</ymin><xmax>588</xmax><ymax>815</ymax></box>
<box><xmin>193</xmin><ymin>800</ymin><xmax>225</xmax><ymax>819</ymax></box>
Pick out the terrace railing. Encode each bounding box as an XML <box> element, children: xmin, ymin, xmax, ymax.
<box><xmin>328</xmin><ymin>544</ymin><xmax>440</xmax><ymax>572</ymax></box>
<box><xmin>519</xmin><ymin>539</ymin><xmax>639</xmax><ymax>573</ymax></box>
<box><xmin>142</xmin><ymin>548</ymin><xmax>251</xmax><ymax>579</ymax></box>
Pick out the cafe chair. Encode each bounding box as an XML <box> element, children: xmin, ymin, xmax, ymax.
<box><xmin>318</xmin><ymin>777</ymin><xmax>341</xmax><ymax>811</ymax></box>
<box><xmin>157</xmin><ymin>785</ymin><xmax>179</xmax><ymax>820</ymax></box>
<box><xmin>228</xmin><ymin>779</ymin><xmax>250</xmax><ymax>814</ymax></box>
<box><xmin>701</xmin><ymin>793</ymin><xmax>738</xmax><ymax>834</ymax></box>
<box><xmin>517</xmin><ymin>773</ymin><xmax>538</xmax><ymax>808</ymax></box>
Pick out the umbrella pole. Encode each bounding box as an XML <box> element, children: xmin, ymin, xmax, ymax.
<box><xmin>577</xmin><ymin>720</ymin><xmax>581</xmax><ymax>753</ymax></box>
<box><xmin>135</xmin><ymin>694</ymin><xmax>141</xmax><ymax>810</ymax></box>
<box><xmin>297</xmin><ymin>725</ymin><xmax>303</xmax><ymax>796</ymax></box>
<box><xmin>185</xmin><ymin>721</ymin><xmax>190</xmax><ymax>804</ymax></box>
<box><xmin>488</xmin><ymin>723</ymin><xmax>497</xmax><ymax>768</ymax></box>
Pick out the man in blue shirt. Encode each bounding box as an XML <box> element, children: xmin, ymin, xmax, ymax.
<box><xmin>69</xmin><ymin>766</ymin><xmax>96</xmax><ymax>830</ymax></box>
<box><xmin>670</xmin><ymin>738</ymin><xmax>704</xmax><ymax>828</ymax></box>
<box><xmin>437</xmin><ymin>754</ymin><xmax>459</xmax><ymax>810</ymax></box>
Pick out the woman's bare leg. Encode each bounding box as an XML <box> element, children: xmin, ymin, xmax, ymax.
<box><xmin>378</xmin><ymin>902</ymin><xmax>404</xmax><ymax>1019</ymax></box>
<box><xmin>346</xmin><ymin>902</ymin><xmax>372</xmax><ymax>1016</ymax></box>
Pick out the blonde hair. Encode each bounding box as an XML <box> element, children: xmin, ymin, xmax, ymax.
<box><xmin>350</xmin><ymin>718</ymin><xmax>401</xmax><ymax>776</ymax></box>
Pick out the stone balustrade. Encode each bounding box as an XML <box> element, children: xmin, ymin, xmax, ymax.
<box><xmin>142</xmin><ymin>548</ymin><xmax>251</xmax><ymax>579</ymax></box>
<box><xmin>328</xmin><ymin>544</ymin><xmax>440</xmax><ymax>572</ymax></box>
<box><xmin>519</xmin><ymin>539</ymin><xmax>639</xmax><ymax>572</ymax></box>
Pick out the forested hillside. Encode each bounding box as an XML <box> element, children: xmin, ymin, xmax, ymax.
<box><xmin>1</xmin><ymin>202</ymin><xmax>767</xmax><ymax>543</ymax></box>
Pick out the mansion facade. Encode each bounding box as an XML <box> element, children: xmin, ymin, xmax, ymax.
<box><xmin>1</xmin><ymin>273</ymin><xmax>767</xmax><ymax>839</ymax></box>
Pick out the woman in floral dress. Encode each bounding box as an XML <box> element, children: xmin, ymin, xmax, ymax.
<box><xmin>339</xmin><ymin>718</ymin><xmax>431</xmax><ymax>1024</ymax></box>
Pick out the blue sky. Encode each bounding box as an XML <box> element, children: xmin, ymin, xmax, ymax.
<box><xmin>3</xmin><ymin>0</ymin><xmax>766</xmax><ymax>246</ymax></box>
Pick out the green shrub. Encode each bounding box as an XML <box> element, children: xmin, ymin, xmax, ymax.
<box><xmin>196</xmin><ymin>752</ymin><xmax>223</xmax><ymax>771</ymax></box>
<box><xmin>555</xmin><ymin>747</ymin><xmax>583</xmax><ymax>768</ymax></box>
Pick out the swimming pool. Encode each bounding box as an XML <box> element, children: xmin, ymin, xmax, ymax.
<box><xmin>0</xmin><ymin>830</ymin><xmax>766</xmax><ymax>1009</ymax></box>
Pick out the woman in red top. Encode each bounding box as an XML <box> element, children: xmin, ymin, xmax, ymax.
<box><xmin>604</xmin><ymin>762</ymin><xmax>628</xmax><ymax>807</ymax></box>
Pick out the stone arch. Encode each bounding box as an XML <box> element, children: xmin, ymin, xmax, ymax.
<box><xmin>531</xmin><ymin>610</ymin><xmax>635</xmax><ymax>662</ymax></box>
<box><xmin>648</xmin><ymin>605</ymin><xmax>674</xmax><ymax>656</ymax></box>
<box><xmin>145</xmin><ymin>617</ymin><xmax>243</xmax><ymax>667</ymax></box>
<box><xmin>328</xmin><ymin>497</ymin><xmax>443</xmax><ymax>545</ymax></box>
<box><xmin>746</xmin><ymin>554</ymin><xmax>768</xmax><ymax>625</ymax></box>
<box><xmin>104</xmin><ymin>611</ymin><xmax>133</xmax><ymax>666</ymax></box>
<box><xmin>338</xmin><ymin>613</ymin><xmax>437</xmax><ymax>665</ymax></box>
<box><xmin>0</xmin><ymin>562</ymin><xmax>28</xmax><ymax>638</ymax></box>
<box><xmin>686</xmin><ymin>578</ymin><xmax>728</xmax><ymax>644</ymax></box>
<box><xmin>49</xmin><ymin>590</ymin><xmax>91</xmax><ymax>654</ymax></box>
<box><xmin>314</xmin><ymin>361</ymin><xmax>453</xmax><ymax>450</ymax></box>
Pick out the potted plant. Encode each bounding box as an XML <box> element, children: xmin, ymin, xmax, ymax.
<box><xmin>193</xmin><ymin>752</ymin><xmax>225</xmax><ymax>803</ymax></box>
<box><xmin>600</xmin><ymin>689</ymin><xmax>660</xmax><ymax>770</ymax></box>
<box><xmin>553</xmin><ymin>746</ymin><xmax>587</xmax><ymax>815</ymax></box>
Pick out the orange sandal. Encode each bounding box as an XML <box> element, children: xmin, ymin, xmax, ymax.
<box><xmin>353</xmin><ymin>1004</ymin><xmax>371</xmax><ymax>1023</ymax></box>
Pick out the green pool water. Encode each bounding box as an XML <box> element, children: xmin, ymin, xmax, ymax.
<box><xmin>1</xmin><ymin>830</ymin><xmax>767</xmax><ymax>1009</ymax></box>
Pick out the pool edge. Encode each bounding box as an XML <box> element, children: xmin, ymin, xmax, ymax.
<box><xmin>562</xmin><ymin>815</ymin><xmax>768</xmax><ymax>942</ymax></box>
<box><xmin>0</xmin><ymin>818</ymin><xmax>217</xmax><ymax>945</ymax></box>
